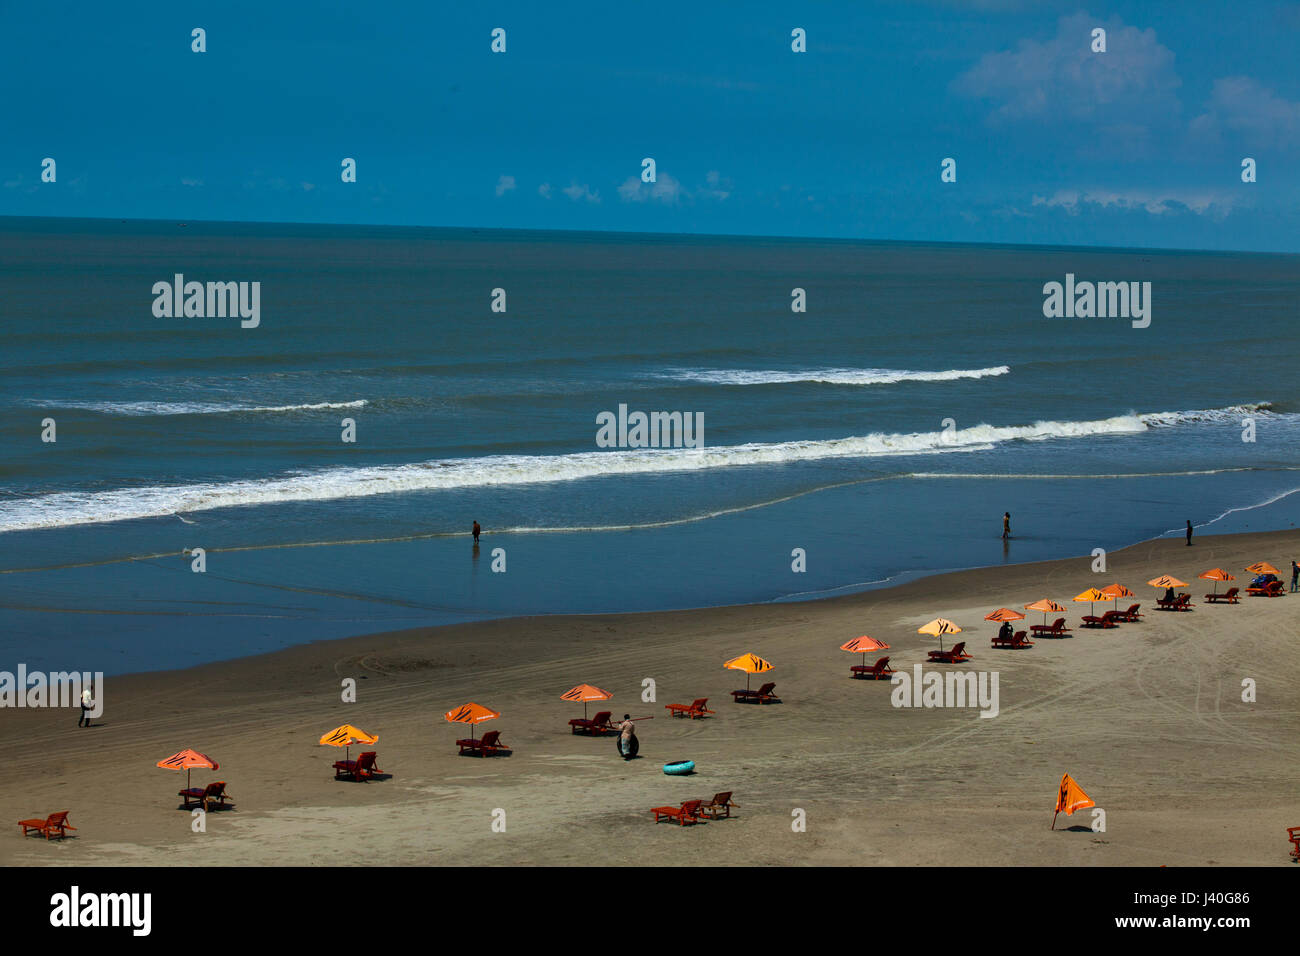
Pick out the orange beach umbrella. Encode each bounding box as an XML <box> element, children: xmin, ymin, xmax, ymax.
<box><xmin>445</xmin><ymin>701</ymin><xmax>500</xmax><ymax>743</ymax></box>
<box><xmin>1024</xmin><ymin>599</ymin><xmax>1066</xmax><ymax>626</ymax></box>
<box><xmin>1245</xmin><ymin>562</ymin><xmax>1279</xmax><ymax>576</ymax></box>
<box><xmin>1099</xmin><ymin>583</ymin><xmax>1134</xmax><ymax>611</ymax></box>
<box><xmin>1198</xmin><ymin>568</ymin><xmax>1235</xmax><ymax>595</ymax></box>
<box><xmin>156</xmin><ymin>748</ymin><xmax>219</xmax><ymax>791</ymax></box>
<box><xmin>1073</xmin><ymin>588</ymin><xmax>1109</xmax><ymax>616</ymax></box>
<box><xmin>724</xmin><ymin>653</ymin><xmax>774</xmax><ymax>692</ymax></box>
<box><xmin>839</xmin><ymin>635</ymin><xmax>890</xmax><ymax>667</ymax></box>
<box><xmin>319</xmin><ymin>724</ymin><xmax>379</xmax><ymax>762</ymax></box>
<box><xmin>917</xmin><ymin>618</ymin><xmax>961</xmax><ymax>654</ymax></box>
<box><xmin>1146</xmin><ymin>575</ymin><xmax>1187</xmax><ymax>590</ymax></box>
<box><xmin>560</xmin><ymin>683</ymin><xmax>612</xmax><ymax>720</ymax></box>
<box><xmin>984</xmin><ymin>608</ymin><xmax>1026</xmax><ymax>622</ymax></box>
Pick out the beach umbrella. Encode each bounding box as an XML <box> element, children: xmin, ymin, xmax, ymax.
<box><xmin>1099</xmin><ymin>583</ymin><xmax>1134</xmax><ymax>612</ymax></box>
<box><xmin>560</xmin><ymin>684</ymin><xmax>612</xmax><ymax>721</ymax></box>
<box><xmin>1198</xmin><ymin>568</ymin><xmax>1235</xmax><ymax>595</ymax></box>
<box><xmin>1245</xmin><ymin>562</ymin><xmax>1279</xmax><ymax>576</ymax></box>
<box><xmin>917</xmin><ymin>618</ymin><xmax>962</xmax><ymax>654</ymax></box>
<box><xmin>1073</xmin><ymin>588</ymin><xmax>1109</xmax><ymax>617</ymax></box>
<box><xmin>839</xmin><ymin>635</ymin><xmax>890</xmax><ymax>668</ymax></box>
<box><xmin>156</xmin><ymin>748</ymin><xmax>219</xmax><ymax>792</ymax></box>
<box><xmin>319</xmin><ymin>724</ymin><xmax>379</xmax><ymax>762</ymax></box>
<box><xmin>1024</xmin><ymin>599</ymin><xmax>1066</xmax><ymax>627</ymax></box>
<box><xmin>984</xmin><ymin>608</ymin><xmax>1025</xmax><ymax>622</ymax></box>
<box><xmin>444</xmin><ymin>701</ymin><xmax>500</xmax><ymax>744</ymax></box>
<box><xmin>1147</xmin><ymin>575</ymin><xmax>1187</xmax><ymax>590</ymax></box>
<box><xmin>723</xmin><ymin>653</ymin><xmax>774</xmax><ymax>692</ymax></box>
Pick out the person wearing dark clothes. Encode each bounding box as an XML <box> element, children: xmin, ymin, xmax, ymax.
<box><xmin>1163</xmin><ymin>586</ymin><xmax>1175</xmax><ymax>604</ymax></box>
<box><xmin>1186</xmin><ymin>520</ymin><xmax>1193</xmax><ymax>545</ymax></box>
<box><xmin>1291</xmin><ymin>561</ymin><xmax>1298</xmax><ymax>593</ymax></box>
<box><xmin>998</xmin><ymin>621</ymin><xmax>1013</xmax><ymax>642</ymax></box>
<box><xmin>472</xmin><ymin>520</ymin><xmax>481</xmax><ymax>543</ymax></box>
<box><xmin>1002</xmin><ymin>512</ymin><xmax>1011</xmax><ymax>539</ymax></box>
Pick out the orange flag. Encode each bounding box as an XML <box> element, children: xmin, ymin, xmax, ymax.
<box><xmin>1052</xmin><ymin>773</ymin><xmax>1095</xmax><ymax>828</ymax></box>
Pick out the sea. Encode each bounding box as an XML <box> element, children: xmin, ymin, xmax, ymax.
<box><xmin>2</xmin><ymin>217</ymin><xmax>1298</xmax><ymax>674</ymax></box>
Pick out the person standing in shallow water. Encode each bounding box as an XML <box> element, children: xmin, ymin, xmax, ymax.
<box><xmin>1002</xmin><ymin>512</ymin><xmax>1011</xmax><ymax>539</ymax></box>
<box><xmin>1186</xmin><ymin>520</ymin><xmax>1193</xmax><ymax>546</ymax></box>
<box><xmin>472</xmin><ymin>520</ymin><xmax>480</xmax><ymax>544</ymax></box>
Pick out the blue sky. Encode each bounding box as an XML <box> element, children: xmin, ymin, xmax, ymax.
<box><xmin>2</xmin><ymin>1</ymin><xmax>1299</xmax><ymax>251</ymax></box>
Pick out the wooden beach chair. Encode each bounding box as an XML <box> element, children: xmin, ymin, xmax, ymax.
<box><xmin>457</xmin><ymin>730</ymin><xmax>509</xmax><ymax>756</ymax></box>
<box><xmin>1114</xmin><ymin>603</ymin><xmax>1143</xmax><ymax>621</ymax></box>
<box><xmin>731</xmin><ymin>681</ymin><xmax>780</xmax><ymax>704</ymax></box>
<box><xmin>927</xmin><ymin>641</ymin><xmax>972</xmax><ymax>663</ymax></box>
<box><xmin>181</xmin><ymin>780</ymin><xmax>235</xmax><ymax>809</ymax></box>
<box><xmin>851</xmin><ymin>657</ymin><xmax>895</xmax><ymax>678</ymax></box>
<box><xmin>993</xmin><ymin>631</ymin><xmax>1032</xmax><ymax>649</ymax></box>
<box><xmin>1080</xmin><ymin>614</ymin><xmax>1116</xmax><ymax>629</ymax></box>
<box><xmin>1288</xmin><ymin>826</ymin><xmax>1300</xmax><ymax>862</ymax></box>
<box><xmin>699</xmin><ymin>792</ymin><xmax>737</xmax><ymax>819</ymax></box>
<box><xmin>651</xmin><ymin>800</ymin><xmax>704</xmax><ymax>826</ymax></box>
<box><xmin>1204</xmin><ymin>588</ymin><xmax>1239</xmax><ymax>604</ymax></box>
<box><xmin>664</xmin><ymin>698</ymin><xmax>714</xmax><ymax>719</ymax></box>
<box><xmin>18</xmin><ymin>811</ymin><xmax>75</xmax><ymax>840</ymax></box>
<box><xmin>334</xmin><ymin>751</ymin><xmax>384</xmax><ymax>781</ymax></box>
<box><xmin>1173</xmin><ymin>593</ymin><xmax>1194</xmax><ymax>610</ymax></box>
<box><xmin>1030</xmin><ymin>617</ymin><xmax>1070</xmax><ymax>638</ymax></box>
<box><xmin>569</xmin><ymin>710</ymin><xmax>615</xmax><ymax>735</ymax></box>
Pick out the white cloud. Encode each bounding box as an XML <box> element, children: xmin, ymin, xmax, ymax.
<box><xmin>562</xmin><ymin>182</ymin><xmax>601</xmax><ymax>203</ymax></box>
<box><xmin>181</xmin><ymin>177</ymin><xmax>203</xmax><ymax>187</ymax></box>
<box><xmin>618</xmin><ymin>172</ymin><xmax>685</xmax><ymax>204</ymax></box>
<box><xmin>495</xmin><ymin>174</ymin><xmax>516</xmax><ymax>197</ymax></box>
<box><xmin>1032</xmin><ymin>188</ymin><xmax>1235</xmax><ymax>219</ymax></box>
<box><xmin>538</xmin><ymin>183</ymin><xmax>553</xmax><ymax>199</ymax></box>
<box><xmin>1191</xmin><ymin>76</ymin><xmax>1300</xmax><ymax>150</ymax></box>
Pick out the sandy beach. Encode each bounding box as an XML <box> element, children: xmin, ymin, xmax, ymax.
<box><xmin>3</xmin><ymin>529</ymin><xmax>1297</xmax><ymax>868</ymax></box>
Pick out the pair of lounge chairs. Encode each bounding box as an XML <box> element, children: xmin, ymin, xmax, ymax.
<box><xmin>1204</xmin><ymin>588</ymin><xmax>1239</xmax><ymax>604</ymax></box>
<box><xmin>731</xmin><ymin>682</ymin><xmax>780</xmax><ymax>704</ymax></box>
<box><xmin>1030</xmin><ymin>618</ymin><xmax>1071</xmax><ymax>638</ymax></box>
<box><xmin>926</xmin><ymin>642</ymin><xmax>971</xmax><ymax>664</ymax></box>
<box><xmin>1247</xmin><ymin>581</ymin><xmax>1285</xmax><ymax>598</ymax></box>
<box><xmin>179</xmin><ymin>780</ymin><xmax>235</xmax><ymax>809</ymax></box>
<box><xmin>851</xmin><ymin>657</ymin><xmax>895</xmax><ymax>678</ymax></box>
<box><xmin>1156</xmin><ymin>594</ymin><xmax>1193</xmax><ymax>611</ymax></box>
<box><xmin>651</xmin><ymin>792</ymin><xmax>737</xmax><ymax>826</ymax></box>
<box><xmin>665</xmin><ymin>698</ymin><xmax>715</xmax><ymax>719</ymax></box>
<box><xmin>991</xmin><ymin>631</ymin><xmax>1034</xmax><ymax>649</ymax></box>
<box><xmin>457</xmin><ymin>730</ymin><xmax>510</xmax><ymax>757</ymax></box>
<box><xmin>569</xmin><ymin>710</ymin><xmax>616</xmax><ymax>734</ymax></box>
<box><xmin>1081</xmin><ymin>610</ymin><xmax>1122</xmax><ymax>629</ymax></box>
<box><xmin>333</xmin><ymin>751</ymin><xmax>388</xmax><ymax>782</ymax></box>
<box><xmin>18</xmin><ymin>811</ymin><xmax>75</xmax><ymax>840</ymax></box>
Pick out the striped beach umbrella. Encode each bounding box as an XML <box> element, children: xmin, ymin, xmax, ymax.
<box><xmin>839</xmin><ymin>635</ymin><xmax>890</xmax><ymax>668</ymax></box>
<box><xmin>724</xmin><ymin>653</ymin><xmax>774</xmax><ymax>691</ymax></box>
<box><xmin>560</xmin><ymin>684</ymin><xmax>612</xmax><ymax>721</ymax></box>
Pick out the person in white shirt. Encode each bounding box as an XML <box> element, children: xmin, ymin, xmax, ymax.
<box><xmin>79</xmin><ymin>688</ymin><xmax>93</xmax><ymax>727</ymax></box>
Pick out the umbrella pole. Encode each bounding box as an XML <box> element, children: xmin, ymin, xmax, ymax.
<box><xmin>1051</xmin><ymin>810</ymin><xmax>1059</xmax><ymax>831</ymax></box>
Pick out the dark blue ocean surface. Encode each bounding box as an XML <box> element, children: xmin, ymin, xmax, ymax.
<box><xmin>2</xmin><ymin>218</ymin><xmax>1298</xmax><ymax>673</ymax></box>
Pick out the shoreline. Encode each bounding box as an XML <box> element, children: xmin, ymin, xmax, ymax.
<box><xmin>2</xmin><ymin>525</ymin><xmax>1297</xmax><ymax>866</ymax></box>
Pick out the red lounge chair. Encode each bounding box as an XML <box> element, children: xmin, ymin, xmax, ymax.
<box><xmin>664</xmin><ymin>698</ymin><xmax>715</xmax><ymax>719</ymax></box>
<box><xmin>569</xmin><ymin>710</ymin><xmax>615</xmax><ymax>735</ymax></box>
<box><xmin>180</xmin><ymin>780</ymin><xmax>235</xmax><ymax>809</ymax></box>
<box><xmin>851</xmin><ymin>657</ymin><xmax>895</xmax><ymax>679</ymax></box>
<box><xmin>1156</xmin><ymin>596</ymin><xmax>1177</xmax><ymax>610</ymax></box>
<box><xmin>334</xmin><ymin>751</ymin><xmax>384</xmax><ymax>781</ymax></box>
<box><xmin>699</xmin><ymin>792</ymin><xmax>737</xmax><ymax>819</ymax></box>
<box><xmin>18</xmin><ymin>811</ymin><xmax>75</xmax><ymax>840</ymax></box>
<box><xmin>1114</xmin><ymin>603</ymin><xmax>1143</xmax><ymax>621</ymax></box>
<box><xmin>1173</xmin><ymin>593</ymin><xmax>1194</xmax><ymax>610</ymax></box>
<box><xmin>1030</xmin><ymin>617</ymin><xmax>1070</xmax><ymax>638</ymax></box>
<box><xmin>1289</xmin><ymin>827</ymin><xmax>1300</xmax><ymax>862</ymax></box>
<box><xmin>731</xmin><ymin>682</ymin><xmax>780</xmax><ymax>704</ymax></box>
<box><xmin>457</xmin><ymin>730</ymin><xmax>509</xmax><ymax>756</ymax></box>
<box><xmin>927</xmin><ymin>641</ymin><xmax>972</xmax><ymax>664</ymax></box>
<box><xmin>1204</xmin><ymin>588</ymin><xmax>1239</xmax><ymax>604</ymax></box>
<box><xmin>992</xmin><ymin>630</ymin><xmax>1033</xmax><ymax>649</ymax></box>
<box><xmin>1246</xmin><ymin>581</ymin><xmax>1285</xmax><ymax>597</ymax></box>
<box><xmin>651</xmin><ymin>800</ymin><xmax>704</xmax><ymax>826</ymax></box>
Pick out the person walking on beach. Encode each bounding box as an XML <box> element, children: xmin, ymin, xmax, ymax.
<box><xmin>1002</xmin><ymin>512</ymin><xmax>1011</xmax><ymax>539</ymax></box>
<box><xmin>1291</xmin><ymin>560</ymin><xmax>1298</xmax><ymax>593</ymax></box>
<box><xmin>1185</xmin><ymin>520</ymin><xmax>1193</xmax><ymax>546</ymax></box>
<box><xmin>617</xmin><ymin>714</ymin><xmax>637</xmax><ymax>760</ymax></box>
<box><xmin>78</xmin><ymin>687</ymin><xmax>92</xmax><ymax>728</ymax></box>
<box><xmin>472</xmin><ymin>520</ymin><xmax>481</xmax><ymax>544</ymax></box>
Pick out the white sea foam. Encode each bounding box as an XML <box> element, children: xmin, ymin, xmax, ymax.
<box><xmin>664</xmin><ymin>366</ymin><xmax>1011</xmax><ymax>386</ymax></box>
<box><xmin>27</xmin><ymin>399</ymin><xmax>369</xmax><ymax>416</ymax></box>
<box><xmin>0</xmin><ymin>403</ymin><xmax>1280</xmax><ymax>534</ymax></box>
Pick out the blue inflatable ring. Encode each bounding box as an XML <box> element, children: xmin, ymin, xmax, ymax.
<box><xmin>663</xmin><ymin>760</ymin><xmax>695</xmax><ymax>775</ymax></box>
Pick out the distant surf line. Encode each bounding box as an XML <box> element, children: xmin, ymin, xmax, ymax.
<box><xmin>25</xmin><ymin>399</ymin><xmax>369</xmax><ymax>416</ymax></box>
<box><xmin>662</xmin><ymin>365</ymin><xmax>1011</xmax><ymax>386</ymax></box>
<box><xmin>3</xmin><ymin>465</ymin><xmax>1294</xmax><ymax>577</ymax></box>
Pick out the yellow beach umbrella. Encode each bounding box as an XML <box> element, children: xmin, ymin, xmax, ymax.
<box><xmin>1074</xmin><ymin>588</ymin><xmax>1109</xmax><ymax>616</ymax></box>
<box><xmin>319</xmin><ymin>724</ymin><xmax>379</xmax><ymax>762</ymax></box>
<box><xmin>724</xmin><ymin>652</ymin><xmax>774</xmax><ymax>692</ymax></box>
<box><xmin>1198</xmin><ymin>568</ymin><xmax>1234</xmax><ymax>595</ymax></box>
<box><xmin>560</xmin><ymin>683</ymin><xmax>612</xmax><ymax>721</ymax></box>
<box><xmin>839</xmin><ymin>635</ymin><xmax>889</xmax><ymax>667</ymax></box>
<box><xmin>917</xmin><ymin>618</ymin><xmax>962</xmax><ymax>653</ymax></box>
<box><xmin>1024</xmin><ymin>599</ymin><xmax>1066</xmax><ymax>626</ymax></box>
